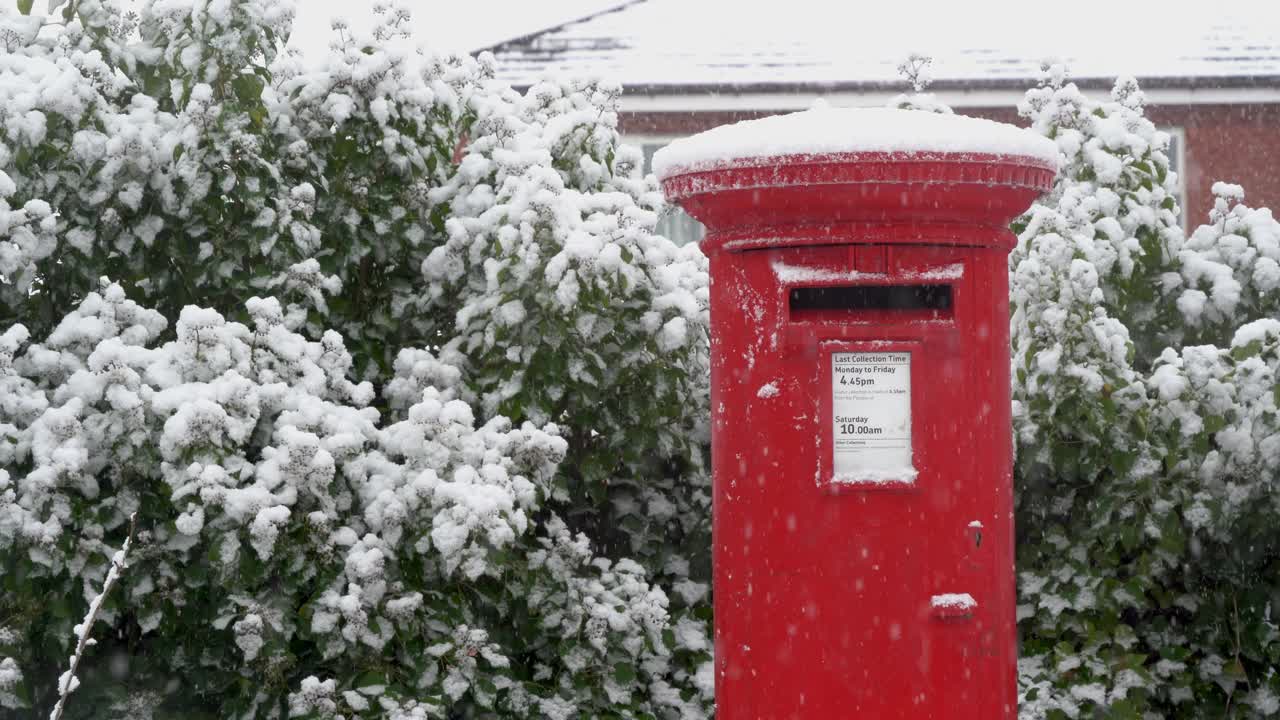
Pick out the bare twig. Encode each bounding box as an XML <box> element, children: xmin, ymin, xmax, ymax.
<box><xmin>48</xmin><ymin>512</ymin><xmax>137</xmax><ymax>720</ymax></box>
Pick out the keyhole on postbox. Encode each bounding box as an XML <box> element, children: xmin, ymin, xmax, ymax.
<box><xmin>961</xmin><ymin>523</ymin><xmax>987</xmax><ymax>577</ymax></box>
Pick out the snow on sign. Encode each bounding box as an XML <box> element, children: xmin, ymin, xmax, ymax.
<box><xmin>830</xmin><ymin>351</ymin><xmax>914</xmax><ymax>483</ymax></box>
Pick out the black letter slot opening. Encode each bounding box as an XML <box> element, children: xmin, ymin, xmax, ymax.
<box><xmin>789</xmin><ymin>284</ymin><xmax>953</xmax><ymax>321</ymax></box>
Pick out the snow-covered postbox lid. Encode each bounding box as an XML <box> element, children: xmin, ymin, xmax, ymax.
<box><xmin>655</xmin><ymin>107</ymin><xmax>1059</xmax><ymax>252</ymax></box>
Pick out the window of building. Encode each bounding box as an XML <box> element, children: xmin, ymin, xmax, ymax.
<box><xmin>640</xmin><ymin>141</ymin><xmax>706</xmax><ymax>247</ymax></box>
<box><xmin>1163</xmin><ymin>127</ymin><xmax>1189</xmax><ymax>226</ymax></box>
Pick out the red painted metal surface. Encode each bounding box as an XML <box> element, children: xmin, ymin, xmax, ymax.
<box><xmin>662</xmin><ymin>150</ymin><xmax>1053</xmax><ymax>718</ymax></box>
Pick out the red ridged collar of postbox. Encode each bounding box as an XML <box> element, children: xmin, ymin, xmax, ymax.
<box><xmin>655</xmin><ymin>108</ymin><xmax>1059</xmax><ymax>253</ymax></box>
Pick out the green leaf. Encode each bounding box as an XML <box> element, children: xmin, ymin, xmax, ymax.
<box><xmin>11</xmin><ymin>675</ymin><xmax>32</xmax><ymax>707</ymax></box>
<box><xmin>1103</xmin><ymin>697</ymin><xmax>1140</xmax><ymax>719</ymax></box>
<box><xmin>1223</xmin><ymin>658</ymin><xmax>1249</xmax><ymax>683</ymax></box>
<box><xmin>354</xmin><ymin>670</ymin><xmax>387</xmax><ymax>693</ymax></box>
<box><xmin>1111</xmin><ymin>448</ymin><xmax>1137</xmax><ymax>476</ymax></box>
<box><xmin>1203</xmin><ymin>415</ymin><xmax>1227</xmax><ymax>435</ymax></box>
<box><xmin>613</xmin><ymin>662</ymin><xmax>637</xmax><ymax>685</ymax></box>
<box><xmin>16</xmin><ymin>0</ymin><xmax>34</xmax><ymax>14</ymax></box>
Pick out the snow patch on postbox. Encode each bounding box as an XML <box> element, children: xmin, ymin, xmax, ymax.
<box><xmin>772</xmin><ymin>262</ymin><xmax>881</xmax><ymax>284</ymax></box>
<box><xmin>772</xmin><ymin>260</ymin><xmax>966</xmax><ymax>284</ymax></box>
<box><xmin>653</xmin><ymin>107</ymin><xmax>1059</xmax><ymax>180</ymax></box>
<box><xmin>931</xmin><ymin>593</ymin><xmax>978</xmax><ymax>618</ymax></box>
<box><xmin>832</xmin><ymin>466</ymin><xmax>919</xmax><ymax>486</ymax></box>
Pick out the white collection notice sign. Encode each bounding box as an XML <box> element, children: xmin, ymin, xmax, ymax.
<box><xmin>830</xmin><ymin>351</ymin><xmax>913</xmax><ymax>481</ymax></box>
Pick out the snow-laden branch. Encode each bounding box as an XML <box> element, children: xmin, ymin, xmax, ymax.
<box><xmin>48</xmin><ymin>513</ymin><xmax>137</xmax><ymax>720</ymax></box>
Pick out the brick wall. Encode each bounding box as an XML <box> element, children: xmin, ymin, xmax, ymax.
<box><xmin>1149</xmin><ymin>104</ymin><xmax>1280</xmax><ymax>225</ymax></box>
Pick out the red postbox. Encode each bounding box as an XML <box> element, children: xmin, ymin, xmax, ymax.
<box><xmin>657</xmin><ymin>108</ymin><xmax>1057</xmax><ymax>718</ymax></box>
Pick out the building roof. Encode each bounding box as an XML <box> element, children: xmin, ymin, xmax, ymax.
<box><xmin>483</xmin><ymin>0</ymin><xmax>1280</xmax><ymax>93</ymax></box>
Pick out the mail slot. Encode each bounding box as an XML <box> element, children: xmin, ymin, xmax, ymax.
<box><xmin>789</xmin><ymin>284</ymin><xmax>953</xmax><ymax>313</ymax></box>
<box><xmin>789</xmin><ymin>284</ymin><xmax>954</xmax><ymax>324</ymax></box>
<box><xmin>657</xmin><ymin>107</ymin><xmax>1057</xmax><ymax>719</ymax></box>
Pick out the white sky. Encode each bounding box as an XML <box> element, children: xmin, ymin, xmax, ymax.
<box><xmin>289</xmin><ymin>0</ymin><xmax>619</xmax><ymax>56</ymax></box>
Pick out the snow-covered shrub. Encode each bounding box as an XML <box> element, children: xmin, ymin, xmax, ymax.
<box><xmin>1175</xmin><ymin>183</ymin><xmax>1280</xmax><ymax>347</ymax></box>
<box><xmin>887</xmin><ymin>52</ymin><xmax>953</xmax><ymax>114</ymax></box>
<box><xmin>0</xmin><ymin>1</ymin><xmax>711</xmax><ymax>716</ymax></box>
<box><xmin>1013</xmin><ymin>66</ymin><xmax>1280</xmax><ymax>718</ymax></box>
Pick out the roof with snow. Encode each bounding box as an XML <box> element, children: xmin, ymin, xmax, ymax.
<box><xmin>482</xmin><ymin>0</ymin><xmax>1280</xmax><ymax>92</ymax></box>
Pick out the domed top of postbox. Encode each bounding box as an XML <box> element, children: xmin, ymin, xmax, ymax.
<box><xmin>655</xmin><ymin>107</ymin><xmax>1058</xmax><ymax>252</ymax></box>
